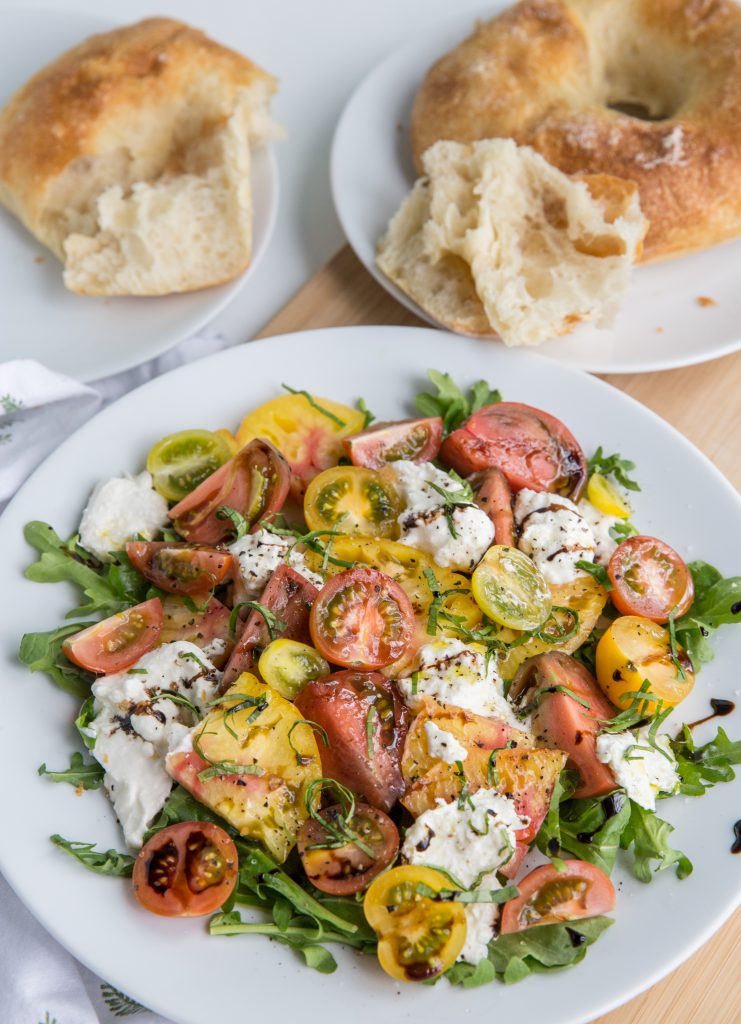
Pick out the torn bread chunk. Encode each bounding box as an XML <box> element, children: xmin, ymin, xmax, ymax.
<box><xmin>377</xmin><ymin>139</ymin><xmax>647</xmax><ymax>346</ymax></box>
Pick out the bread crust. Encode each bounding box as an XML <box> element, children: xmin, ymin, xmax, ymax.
<box><xmin>0</xmin><ymin>17</ymin><xmax>276</xmax><ymax>248</ymax></box>
<box><xmin>411</xmin><ymin>0</ymin><xmax>741</xmax><ymax>262</ymax></box>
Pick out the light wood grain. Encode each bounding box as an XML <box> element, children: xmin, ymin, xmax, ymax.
<box><xmin>257</xmin><ymin>243</ymin><xmax>741</xmax><ymax>1024</ymax></box>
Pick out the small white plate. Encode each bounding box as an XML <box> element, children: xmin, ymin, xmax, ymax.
<box><xmin>331</xmin><ymin>5</ymin><xmax>741</xmax><ymax>374</ymax></box>
<box><xmin>0</xmin><ymin>325</ymin><xmax>739</xmax><ymax>1024</ymax></box>
<box><xmin>0</xmin><ymin>7</ymin><xmax>279</xmax><ymax>382</ymax></box>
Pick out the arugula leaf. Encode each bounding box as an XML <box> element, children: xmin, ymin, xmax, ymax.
<box><xmin>75</xmin><ymin>696</ymin><xmax>96</xmax><ymax>749</ymax></box>
<box><xmin>282</xmin><ymin>385</ymin><xmax>346</xmax><ymax>427</ymax></box>
<box><xmin>486</xmin><ymin>917</ymin><xmax>614</xmax><ymax>984</ymax></box>
<box><xmin>143</xmin><ymin>784</ymin><xmax>228</xmax><ymax>843</ymax></box>
<box><xmin>537</xmin><ymin>781</ymin><xmax>631</xmax><ymax>876</ymax></box>
<box><xmin>445</xmin><ymin>957</ymin><xmax>497</xmax><ymax>988</ymax></box>
<box><xmin>670</xmin><ymin>725</ymin><xmax>741</xmax><ymax>796</ymax></box>
<box><xmin>415</xmin><ymin>370</ymin><xmax>500</xmax><ymax>435</ymax></box>
<box><xmin>23</xmin><ymin>522</ymin><xmax>154</xmax><ymax>618</ymax></box>
<box><xmin>19</xmin><ymin>623</ymin><xmax>96</xmax><ymax>699</ymax></box>
<box><xmin>235</xmin><ymin>843</ymin><xmax>359</xmax><ymax>938</ymax></box>
<box><xmin>209</xmin><ymin>911</ymin><xmax>339</xmax><ymax>973</ymax></box>
<box><xmin>586</xmin><ymin>448</ymin><xmax>640</xmax><ymax>492</ymax></box>
<box><xmin>50</xmin><ymin>834</ymin><xmax>134</xmax><ymax>877</ymax></box>
<box><xmin>38</xmin><ymin>752</ymin><xmax>104</xmax><ymax>790</ymax></box>
<box><xmin>619</xmin><ymin>801</ymin><xmax>693</xmax><ymax>883</ymax></box>
<box><xmin>674</xmin><ymin>561</ymin><xmax>741</xmax><ymax>668</ymax></box>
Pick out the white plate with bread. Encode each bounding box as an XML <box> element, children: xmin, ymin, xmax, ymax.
<box><xmin>331</xmin><ymin>0</ymin><xmax>741</xmax><ymax>374</ymax></box>
<box><xmin>0</xmin><ymin>9</ymin><xmax>280</xmax><ymax>382</ymax></box>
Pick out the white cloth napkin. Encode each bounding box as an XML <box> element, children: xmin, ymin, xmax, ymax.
<box><xmin>0</xmin><ymin>329</ymin><xmax>231</xmax><ymax>1023</ymax></box>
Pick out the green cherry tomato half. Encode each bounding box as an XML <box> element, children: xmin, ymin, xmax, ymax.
<box><xmin>471</xmin><ymin>545</ymin><xmax>552</xmax><ymax>631</ymax></box>
<box><xmin>147</xmin><ymin>430</ymin><xmax>233</xmax><ymax>503</ymax></box>
<box><xmin>257</xmin><ymin>639</ymin><xmax>330</xmax><ymax>700</ymax></box>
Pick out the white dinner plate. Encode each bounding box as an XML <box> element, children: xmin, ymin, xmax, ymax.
<box><xmin>0</xmin><ymin>7</ymin><xmax>279</xmax><ymax>382</ymax></box>
<box><xmin>0</xmin><ymin>325</ymin><xmax>739</xmax><ymax>1024</ymax></box>
<box><xmin>330</xmin><ymin>5</ymin><xmax>741</xmax><ymax>374</ymax></box>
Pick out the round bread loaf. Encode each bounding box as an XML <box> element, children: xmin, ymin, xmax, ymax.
<box><xmin>411</xmin><ymin>0</ymin><xmax>741</xmax><ymax>262</ymax></box>
<box><xmin>0</xmin><ymin>18</ymin><xmax>278</xmax><ymax>295</ymax></box>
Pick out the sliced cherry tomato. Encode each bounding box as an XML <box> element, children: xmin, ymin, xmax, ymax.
<box><xmin>310</xmin><ymin>567</ymin><xmax>414</xmax><ymax>669</ymax></box>
<box><xmin>294</xmin><ymin>670</ymin><xmax>409</xmax><ymax>811</ymax></box>
<box><xmin>595</xmin><ymin>615</ymin><xmax>694</xmax><ymax>709</ymax></box>
<box><xmin>257</xmin><ymin>639</ymin><xmax>329</xmax><ymax>700</ymax></box>
<box><xmin>169</xmin><ymin>439</ymin><xmax>291</xmax><ymax>545</ymax></box>
<box><xmin>167</xmin><ymin>677</ymin><xmax>321</xmax><ymax>862</ymax></box>
<box><xmin>146</xmin><ymin>430</ymin><xmax>233</xmax><ymax>503</ymax></box>
<box><xmin>126</xmin><ymin>542</ymin><xmax>232</xmax><ymax>596</ymax></box>
<box><xmin>344</xmin><ymin>417</ymin><xmax>443</xmax><ymax>469</ymax></box>
<box><xmin>223</xmin><ymin>564</ymin><xmax>319</xmax><ymax>686</ymax></box>
<box><xmin>304</xmin><ymin>466</ymin><xmax>401</xmax><ymax>538</ymax></box>
<box><xmin>236</xmin><ymin>393</ymin><xmax>366</xmax><ymax>500</ymax></box>
<box><xmin>297</xmin><ymin>802</ymin><xmax>399</xmax><ymax>895</ymax></box>
<box><xmin>608</xmin><ymin>536</ymin><xmax>694</xmax><ymax>623</ymax></box>
<box><xmin>132</xmin><ymin>821</ymin><xmax>237</xmax><ymax>917</ymax></box>
<box><xmin>364</xmin><ymin>865</ymin><xmax>466</xmax><ymax>982</ymax></box>
<box><xmin>510</xmin><ymin>651</ymin><xmax>618</xmax><ymax>799</ymax></box>
<box><xmin>472</xmin><ymin>545</ymin><xmax>552</xmax><ymax>631</ymax></box>
<box><xmin>159</xmin><ymin>596</ymin><xmax>233</xmax><ymax>667</ymax></box>
<box><xmin>471</xmin><ymin>467</ymin><xmax>515</xmax><ymax>546</ymax></box>
<box><xmin>500</xmin><ymin>860</ymin><xmax>615</xmax><ymax>933</ymax></box>
<box><xmin>62</xmin><ymin>598</ymin><xmax>162</xmax><ymax>674</ymax></box>
<box><xmin>440</xmin><ymin>402</ymin><xmax>587</xmax><ymax>499</ymax></box>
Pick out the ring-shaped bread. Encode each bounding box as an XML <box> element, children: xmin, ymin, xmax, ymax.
<box><xmin>411</xmin><ymin>0</ymin><xmax>741</xmax><ymax>262</ymax></box>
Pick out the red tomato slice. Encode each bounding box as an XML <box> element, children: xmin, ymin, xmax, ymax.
<box><xmin>470</xmin><ymin>467</ymin><xmax>515</xmax><ymax>546</ymax></box>
<box><xmin>294</xmin><ymin>670</ymin><xmax>409</xmax><ymax>811</ymax></box>
<box><xmin>169</xmin><ymin>439</ymin><xmax>291</xmax><ymax>545</ymax></box>
<box><xmin>344</xmin><ymin>417</ymin><xmax>443</xmax><ymax>469</ymax></box>
<box><xmin>297</xmin><ymin>802</ymin><xmax>399</xmax><ymax>894</ymax></box>
<box><xmin>310</xmin><ymin>567</ymin><xmax>415</xmax><ymax>670</ymax></box>
<box><xmin>223</xmin><ymin>564</ymin><xmax>319</xmax><ymax>686</ymax></box>
<box><xmin>608</xmin><ymin>536</ymin><xmax>694</xmax><ymax>623</ymax></box>
<box><xmin>159</xmin><ymin>596</ymin><xmax>233</xmax><ymax>667</ymax></box>
<box><xmin>62</xmin><ymin>598</ymin><xmax>162</xmax><ymax>674</ymax></box>
<box><xmin>510</xmin><ymin>652</ymin><xmax>618</xmax><ymax>800</ymax></box>
<box><xmin>500</xmin><ymin>860</ymin><xmax>615</xmax><ymax>933</ymax></box>
<box><xmin>132</xmin><ymin>821</ymin><xmax>237</xmax><ymax>917</ymax></box>
<box><xmin>440</xmin><ymin>402</ymin><xmax>587</xmax><ymax>499</ymax></box>
<box><xmin>126</xmin><ymin>542</ymin><xmax>233</xmax><ymax>596</ymax></box>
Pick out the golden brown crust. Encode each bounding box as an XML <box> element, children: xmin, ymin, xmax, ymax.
<box><xmin>0</xmin><ymin>17</ymin><xmax>276</xmax><ymax>239</ymax></box>
<box><xmin>411</xmin><ymin>0</ymin><xmax>741</xmax><ymax>262</ymax></box>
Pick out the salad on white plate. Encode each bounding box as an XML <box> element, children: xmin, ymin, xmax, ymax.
<box><xmin>21</xmin><ymin>370</ymin><xmax>741</xmax><ymax>987</ymax></box>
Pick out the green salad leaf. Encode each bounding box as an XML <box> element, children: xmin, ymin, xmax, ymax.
<box><xmin>415</xmin><ymin>370</ymin><xmax>500</xmax><ymax>435</ymax></box>
<box><xmin>448</xmin><ymin>917</ymin><xmax>614</xmax><ymax>987</ymax></box>
<box><xmin>586</xmin><ymin>448</ymin><xmax>640</xmax><ymax>492</ymax></box>
<box><xmin>23</xmin><ymin>522</ymin><xmax>156</xmax><ymax>619</ymax></box>
<box><xmin>619</xmin><ymin>802</ymin><xmax>693</xmax><ymax>883</ymax></box>
<box><xmin>670</xmin><ymin>725</ymin><xmax>741</xmax><ymax>796</ymax></box>
<box><xmin>674</xmin><ymin>561</ymin><xmax>741</xmax><ymax>668</ymax></box>
<box><xmin>38</xmin><ymin>752</ymin><xmax>104</xmax><ymax>790</ymax></box>
<box><xmin>536</xmin><ymin>778</ymin><xmax>631</xmax><ymax>876</ymax></box>
<box><xmin>50</xmin><ymin>835</ymin><xmax>134</xmax><ymax>877</ymax></box>
<box><xmin>19</xmin><ymin>622</ymin><xmax>96</xmax><ymax>699</ymax></box>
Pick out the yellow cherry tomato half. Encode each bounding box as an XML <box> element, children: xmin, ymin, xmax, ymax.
<box><xmin>595</xmin><ymin>614</ymin><xmax>694</xmax><ymax>709</ymax></box>
<box><xmin>236</xmin><ymin>394</ymin><xmax>366</xmax><ymax>497</ymax></box>
<box><xmin>257</xmin><ymin>639</ymin><xmax>330</xmax><ymax>700</ymax></box>
<box><xmin>146</xmin><ymin>429</ymin><xmax>233</xmax><ymax>503</ymax></box>
<box><xmin>364</xmin><ymin>865</ymin><xmax>466</xmax><ymax>982</ymax></box>
<box><xmin>304</xmin><ymin>466</ymin><xmax>402</xmax><ymax>539</ymax></box>
<box><xmin>472</xmin><ymin>545</ymin><xmax>552</xmax><ymax>631</ymax></box>
<box><xmin>586</xmin><ymin>474</ymin><xmax>631</xmax><ymax>518</ymax></box>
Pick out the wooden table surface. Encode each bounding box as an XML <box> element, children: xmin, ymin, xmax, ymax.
<box><xmin>257</xmin><ymin>245</ymin><xmax>741</xmax><ymax>1024</ymax></box>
